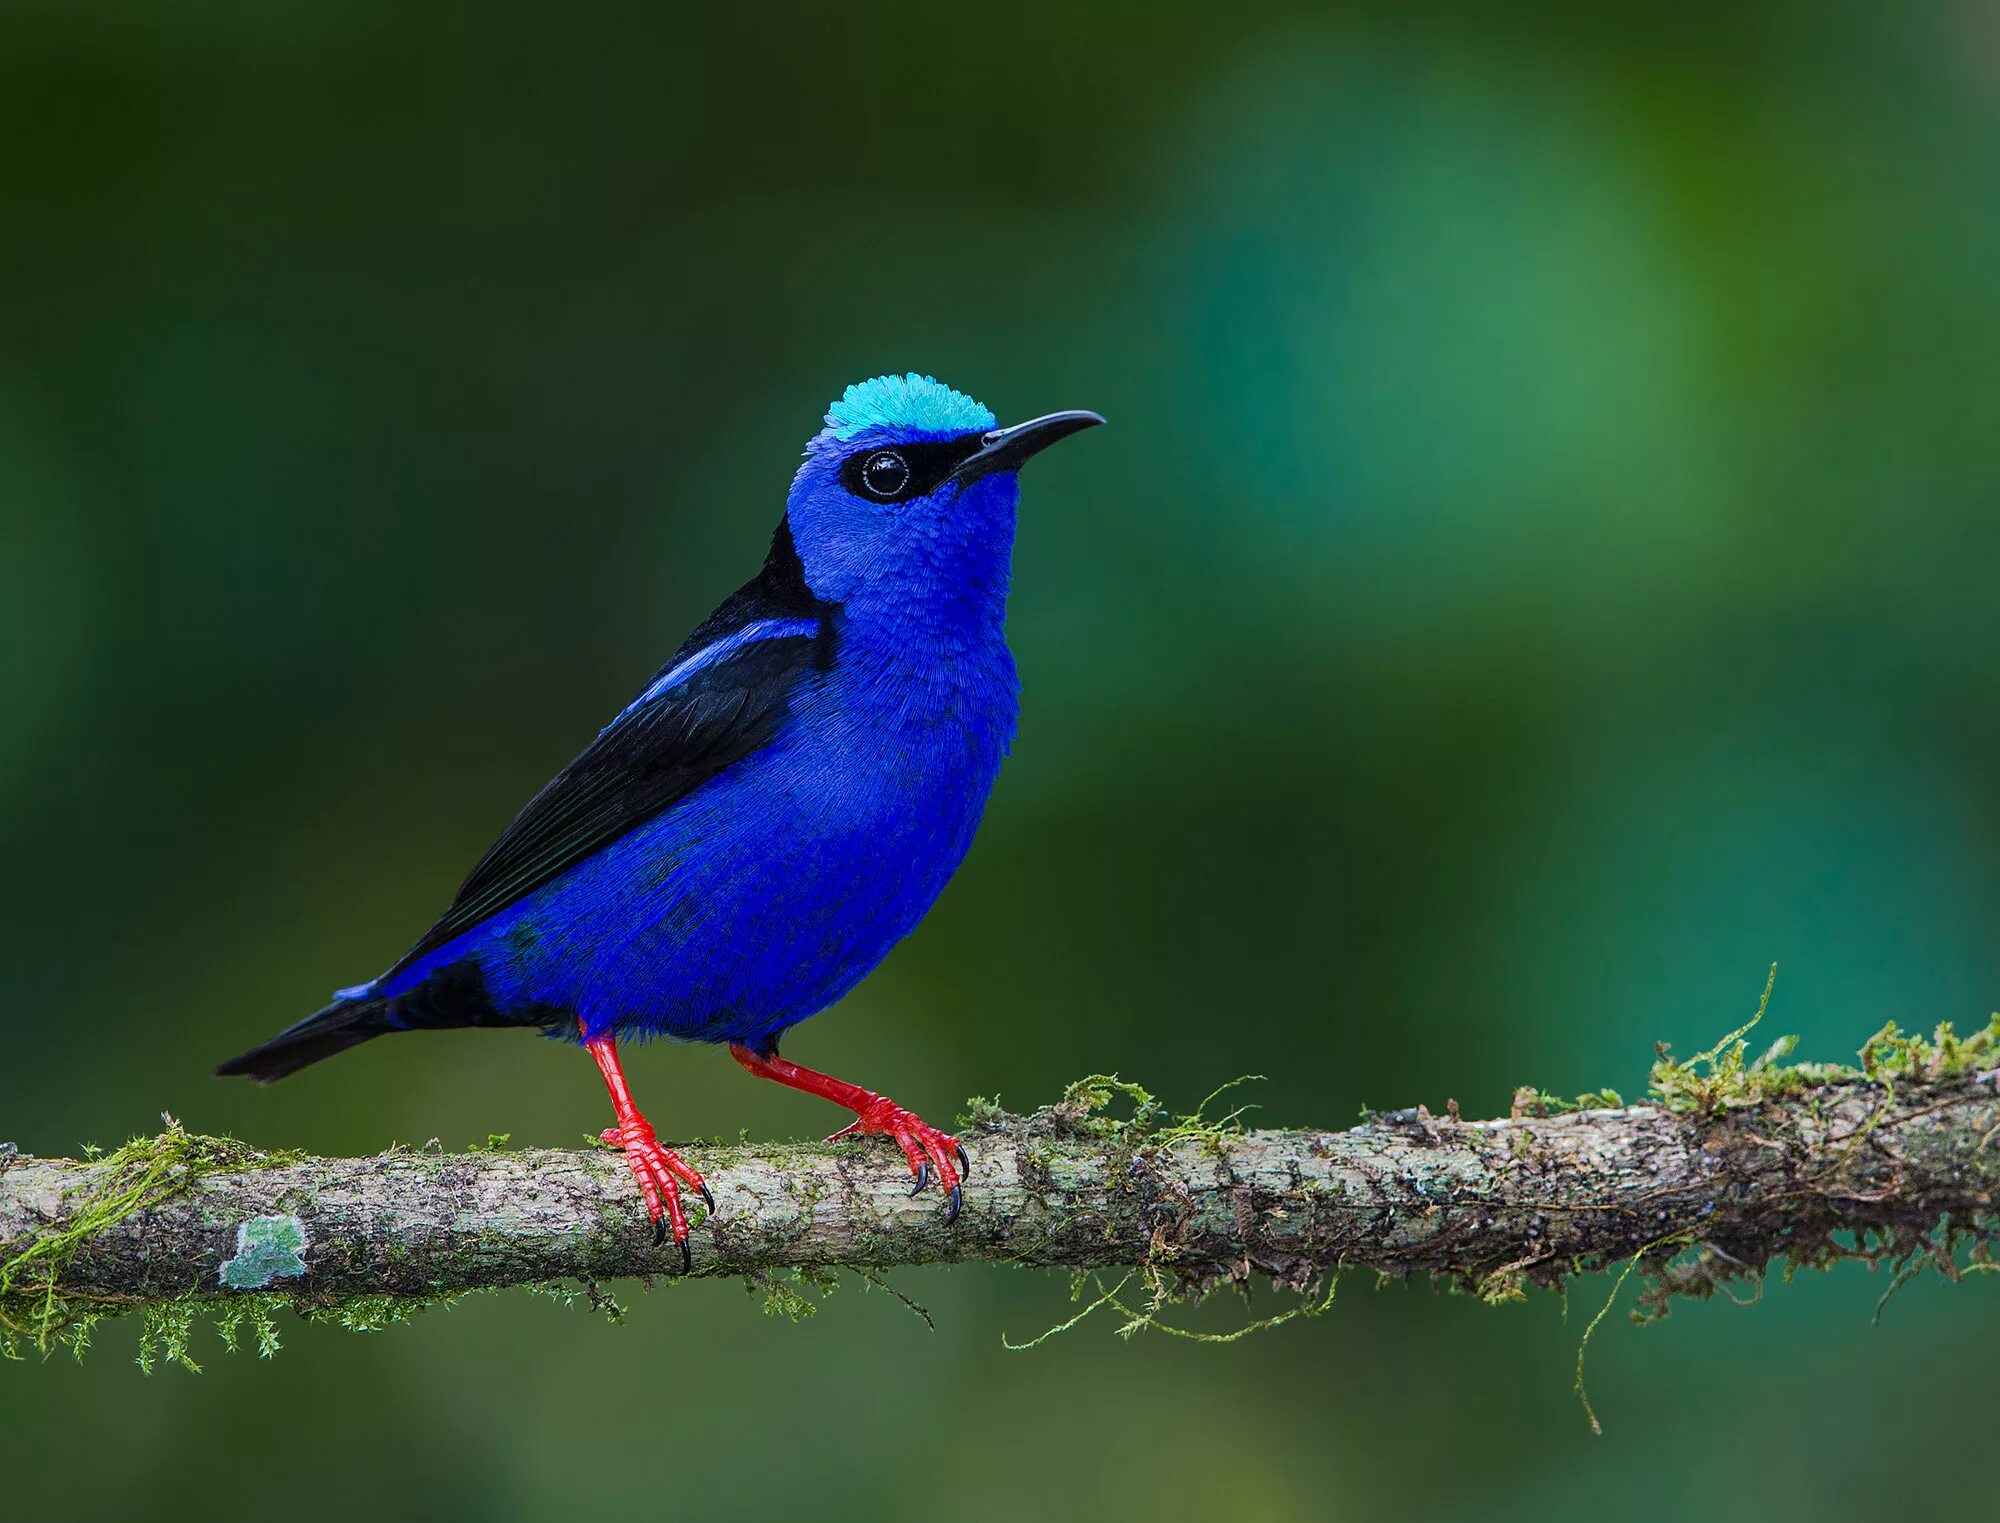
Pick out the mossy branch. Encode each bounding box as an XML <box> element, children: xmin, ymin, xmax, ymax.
<box><xmin>4</xmin><ymin>1007</ymin><xmax>1999</xmax><ymax>1366</ymax></box>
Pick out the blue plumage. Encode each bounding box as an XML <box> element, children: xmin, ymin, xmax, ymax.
<box><xmin>219</xmin><ymin>377</ymin><xmax>1102</xmax><ymax>1252</ymax></box>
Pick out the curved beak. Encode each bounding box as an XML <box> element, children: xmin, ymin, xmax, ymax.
<box><xmin>951</xmin><ymin>409</ymin><xmax>1105</xmax><ymax>487</ymax></box>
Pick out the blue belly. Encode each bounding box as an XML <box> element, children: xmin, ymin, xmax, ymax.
<box><xmin>373</xmin><ymin>658</ymin><xmax>1015</xmax><ymax>1046</ymax></box>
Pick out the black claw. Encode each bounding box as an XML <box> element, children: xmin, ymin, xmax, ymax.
<box><xmin>909</xmin><ymin>1160</ymin><xmax>930</xmax><ymax>1196</ymax></box>
<box><xmin>651</xmin><ymin>1215</ymin><xmax>669</xmax><ymax>1248</ymax></box>
<box><xmin>955</xmin><ymin>1143</ymin><xmax>971</xmax><ymax>1179</ymax></box>
<box><xmin>678</xmin><ymin>1236</ymin><xmax>692</xmax><ymax>1275</ymax></box>
<box><xmin>697</xmin><ymin>1180</ymin><xmax>716</xmax><ymax>1215</ymax></box>
<box><xmin>945</xmin><ymin>1184</ymin><xmax>963</xmax><ymax>1225</ymax></box>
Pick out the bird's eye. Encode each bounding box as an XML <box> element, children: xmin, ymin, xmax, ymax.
<box><xmin>859</xmin><ymin>450</ymin><xmax>910</xmax><ymax>499</ymax></box>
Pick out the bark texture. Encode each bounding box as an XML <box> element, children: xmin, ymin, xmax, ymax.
<box><xmin>4</xmin><ymin>1071</ymin><xmax>1998</xmax><ymax>1312</ymax></box>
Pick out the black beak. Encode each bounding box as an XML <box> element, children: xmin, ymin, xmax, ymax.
<box><xmin>951</xmin><ymin>410</ymin><xmax>1105</xmax><ymax>487</ymax></box>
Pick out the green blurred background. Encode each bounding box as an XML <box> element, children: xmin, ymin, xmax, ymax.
<box><xmin>5</xmin><ymin>0</ymin><xmax>1998</xmax><ymax>1516</ymax></box>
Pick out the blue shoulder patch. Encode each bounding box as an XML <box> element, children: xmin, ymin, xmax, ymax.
<box><xmin>826</xmin><ymin>373</ymin><xmax>996</xmax><ymax>440</ymax></box>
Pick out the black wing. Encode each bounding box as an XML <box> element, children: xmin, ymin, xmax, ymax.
<box><xmin>383</xmin><ymin>520</ymin><xmax>837</xmax><ymax>978</ymax></box>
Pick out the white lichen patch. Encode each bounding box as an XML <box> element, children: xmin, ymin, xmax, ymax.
<box><xmin>219</xmin><ymin>1215</ymin><xmax>310</xmax><ymax>1290</ymax></box>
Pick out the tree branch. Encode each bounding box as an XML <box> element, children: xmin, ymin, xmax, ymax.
<box><xmin>5</xmin><ymin>1066</ymin><xmax>1998</xmax><ymax>1338</ymax></box>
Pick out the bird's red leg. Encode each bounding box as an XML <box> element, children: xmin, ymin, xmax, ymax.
<box><xmin>728</xmin><ymin>1042</ymin><xmax>968</xmax><ymax>1222</ymax></box>
<box><xmin>585</xmin><ymin>1020</ymin><xmax>711</xmax><ymax>1270</ymax></box>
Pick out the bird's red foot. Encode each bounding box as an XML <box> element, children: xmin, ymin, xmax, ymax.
<box><xmin>827</xmin><ymin>1099</ymin><xmax>969</xmax><ymax>1223</ymax></box>
<box><xmin>597</xmin><ymin>1116</ymin><xmax>712</xmax><ymax>1270</ymax></box>
<box><xmin>583</xmin><ymin>1024</ymin><xmax>712</xmax><ymax>1271</ymax></box>
<box><xmin>726</xmin><ymin>1043</ymin><xmax>972</xmax><ymax>1223</ymax></box>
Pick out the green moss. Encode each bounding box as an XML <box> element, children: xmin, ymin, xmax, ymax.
<box><xmin>958</xmin><ymin>1094</ymin><xmax>1007</xmax><ymax>1129</ymax></box>
<box><xmin>1155</xmin><ymin>1076</ymin><xmax>1267</xmax><ymax>1154</ymax></box>
<box><xmin>1045</xmin><ymin>1073</ymin><xmax>1264</xmax><ymax>1151</ymax></box>
<box><xmin>0</xmin><ymin>1120</ymin><xmax>304</xmax><ymax>1361</ymax></box>
<box><xmin>749</xmin><ymin>1266</ymin><xmax>839</xmax><ymax>1321</ymax></box>
<box><xmin>532</xmin><ymin>1279</ymin><xmax>629</xmax><ymax>1322</ymax></box>
<box><xmin>786</xmin><ymin>1168</ymin><xmax>831</xmax><ymax>1220</ymax></box>
<box><xmin>1474</xmin><ymin>1269</ymin><xmax>1529</xmax><ymax>1306</ymax></box>
<box><xmin>137</xmin><ymin>1299</ymin><xmax>204</xmax><ymax>1374</ymax></box>
<box><xmin>1858</xmin><ymin>1015</ymin><xmax>2000</xmax><ymax>1081</ymax></box>
<box><xmin>1049</xmin><ymin>1074</ymin><xmax>1165</xmax><ymax>1137</ymax></box>
<box><xmin>213</xmin><ymin>1297</ymin><xmax>286</xmax><ymax>1360</ymax></box>
<box><xmin>1510</xmin><ymin>1086</ymin><xmax>1625</xmax><ymax>1118</ymax></box>
<box><xmin>117</xmin><ymin>1280</ymin><xmax>634</xmax><ymax>1373</ymax></box>
<box><xmin>1643</xmin><ymin>964</ymin><xmax>1999</xmax><ymax>1116</ymax></box>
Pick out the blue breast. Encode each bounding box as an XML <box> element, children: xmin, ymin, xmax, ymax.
<box><xmin>390</xmin><ymin>623</ymin><xmax>1019</xmax><ymax>1046</ymax></box>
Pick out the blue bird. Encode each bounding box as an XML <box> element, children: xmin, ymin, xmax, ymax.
<box><xmin>219</xmin><ymin>374</ymin><xmax>1102</xmax><ymax>1263</ymax></box>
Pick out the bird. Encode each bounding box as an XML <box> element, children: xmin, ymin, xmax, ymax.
<box><xmin>218</xmin><ymin>373</ymin><xmax>1102</xmax><ymax>1267</ymax></box>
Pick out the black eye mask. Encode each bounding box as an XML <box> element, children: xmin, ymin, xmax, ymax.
<box><xmin>839</xmin><ymin>437</ymin><xmax>986</xmax><ymax>504</ymax></box>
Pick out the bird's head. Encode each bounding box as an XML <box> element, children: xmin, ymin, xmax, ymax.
<box><xmin>785</xmin><ymin>373</ymin><xmax>1102</xmax><ymax>607</ymax></box>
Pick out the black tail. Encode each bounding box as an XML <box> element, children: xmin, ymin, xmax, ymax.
<box><xmin>215</xmin><ymin>996</ymin><xmax>396</xmax><ymax>1084</ymax></box>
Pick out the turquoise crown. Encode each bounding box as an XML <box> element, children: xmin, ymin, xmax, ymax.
<box><xmin>824</xmin><ymin>373</ymin><xmax>996</xmax><ymax>441</ymax></box>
